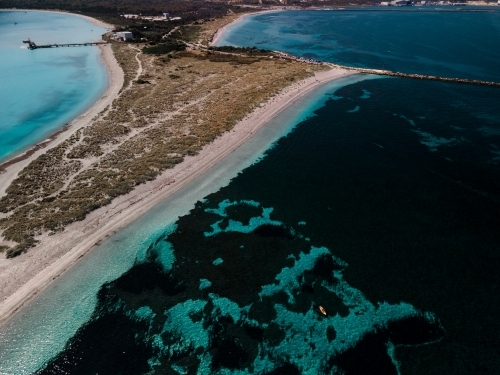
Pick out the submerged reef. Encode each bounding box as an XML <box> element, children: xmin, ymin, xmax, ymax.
<box><xmin>37</xmin><ymin>200</ymin><xmax>443</xmax><ymax>375</ymax></box>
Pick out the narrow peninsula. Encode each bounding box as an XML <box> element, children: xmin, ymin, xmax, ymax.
<box><xmin>0</xmin><ymin>11</ymin><xmax>351</xmax><ymax>324</ymax></box>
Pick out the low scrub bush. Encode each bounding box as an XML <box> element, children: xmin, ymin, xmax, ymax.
<box><xmin>143</xmin><ymin>41</ymin><xmax>186</xmax><ymax>55</ymax></box>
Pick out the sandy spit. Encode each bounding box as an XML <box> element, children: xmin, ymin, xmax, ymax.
<box><xmin>0</xmin><ymin>14</ymin><xmax>355</xmax><ymax>327</ymax></box>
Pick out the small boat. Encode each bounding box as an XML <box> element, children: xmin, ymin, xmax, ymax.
<box><xmin>319</xmin><ymin>306</ymin><xmax>327</xmax><ymax>316</ymax></box>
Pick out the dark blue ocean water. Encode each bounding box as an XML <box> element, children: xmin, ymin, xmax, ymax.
<box><xmin>2</xmin><ymin>9</ymin><xmax>500</xmax><ymax>375</ymax></box>
<box><xmin>217</xmin><ymin>8</ymin><xmax>500</xmax><ymax>81</ymax></box>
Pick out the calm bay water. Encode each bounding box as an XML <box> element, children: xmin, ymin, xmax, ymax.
<box><xmin>217</xmin><ymin>8</ymin><xmax>500</xmax><ymax>81</ymax></box>
<box><xmin>0</xmin><ymin>11</ymin><xmax>108</xmax><ymax>162</ymax></box>
<box><xmin>1</xmin><ymin>9</ymin><xmax>500</xmax><ymax>375</ymax></box>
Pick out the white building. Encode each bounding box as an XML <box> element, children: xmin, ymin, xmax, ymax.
<box><xmin>115</xmin><ymin>31</ymin><xmax>134</xmax><ymax>40</ymax></box>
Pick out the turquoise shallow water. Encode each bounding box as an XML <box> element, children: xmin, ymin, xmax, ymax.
<box><xmin>0</xmin><ymin>11</ymin><xmax>108</xmax><ymax>162</ymax></box>
<box><xmin>1</xmin><ymin>9</ymin><xmax>500</xmax><ymax>375</ymax></box>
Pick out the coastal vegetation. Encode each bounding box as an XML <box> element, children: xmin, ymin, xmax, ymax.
<box><xmin>142</xmin><ymin>40</ymin><xmax>187</xmax><ymax>55</ymax></box>
<box><xmin>0</xmin><ymin>18</ymin><xmax>327</xmax><ymax>258</ymax></box>
<box><xmin>208</xmin><ymin>46</ymin><xmax>271</xmax><ymax>55</ymax></box>
<box><xmin>3</xmin><ymin>0</ymin><xmax>247</xmax><ymax>47</ymax></box>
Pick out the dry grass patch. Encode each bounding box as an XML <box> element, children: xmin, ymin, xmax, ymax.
<box><xmin>0</xmin><ymin>37</ymin><xmax>328</xmax><ymax>257</ymax></box>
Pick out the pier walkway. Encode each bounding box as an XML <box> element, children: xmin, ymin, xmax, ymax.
<box><xmin>23</xmin><ymin>39</ymin><xmax>108</xmax><ymax>50</ymax></box>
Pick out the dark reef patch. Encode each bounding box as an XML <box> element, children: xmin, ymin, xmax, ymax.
<box><xmin>326</xmin><ymin>325</ymin><xmax>337</xmax><ymax>342</ymax></box>
<box><xmin>264</xmin><ymin>363</ymin><xmax>301</xmax><ymax>375</ymax></box>
<box><xmin>329</xmin><ymin>331</ymin><xmax>399</xmax><ymax>375</ymax></box>
<box><xmin>387</xmin><ymin>314</ymin><xmax>444</xmax><ymax>346</ymax></box>
<box><xmin>253</xmin><ymin>224</ymin><xmax>296</xmax><ymax>239</ymax></box>
<box><xmin>225</xmin><ymin>203</ymin><xmax>263</xmax><ymax>226</ymax></box>
<box><xmin>112</xmin><ymin>262</ymin><xmax>185</xmax><ymax>296</ymax></box>
<box><xmin>37</xmin><ymin>312</ymin><xmax>152</xmax><ymax>375</ymax></box>
<box><xmin>36</xmin><ymin>199</ymin><xmax>444</xmax><ymax>375</ymax></box>
<box><xmin>310</xmin><ymin>253</ymin><xmax>345</xmax><ymax>284</ymax></box>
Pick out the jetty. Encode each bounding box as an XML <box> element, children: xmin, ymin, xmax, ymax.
<box><xmin>327</xmin><ymin>63</ymin><xmax>500</xmax><ymax>88</ymax></box>
<box><xmin>23</xmin><ymin>38</ymin><xmax>108</xmax><ymax>50</ymax></box>
<box><xmin>265</xmin><ymin>51</ymin><xmax>500</xmax><ymax>88</ymax></box>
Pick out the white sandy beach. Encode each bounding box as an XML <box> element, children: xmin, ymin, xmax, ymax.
<box><xmin>211</xmin><ymin>10</ymin><xmax>279</xmax><ymax>46</ymax></box>
<box><xmin>0</xmin><ymin>11</ymin><xmax>354</xmax><ymax>327</ymax></box>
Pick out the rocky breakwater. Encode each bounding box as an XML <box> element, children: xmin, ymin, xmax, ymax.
<box><xmin>328</xmin><ymin>63</ymin><xmax>500</xmax><ymax>87</ymax></box>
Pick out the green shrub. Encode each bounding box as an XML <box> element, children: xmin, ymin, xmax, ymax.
<box><xmin>208</xmin><ymin>46</ymin><xmax>270</xmax><ymax>55</ymax></box>
<box><xmin>5</xmin><ymin>238</ymin><xmax>38</xmax><ymax>258</ymax></box>
<box><xmin>143</xmin><ymin>41</ymin><xmax>186</xmax><ymax>55</ymax></box>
